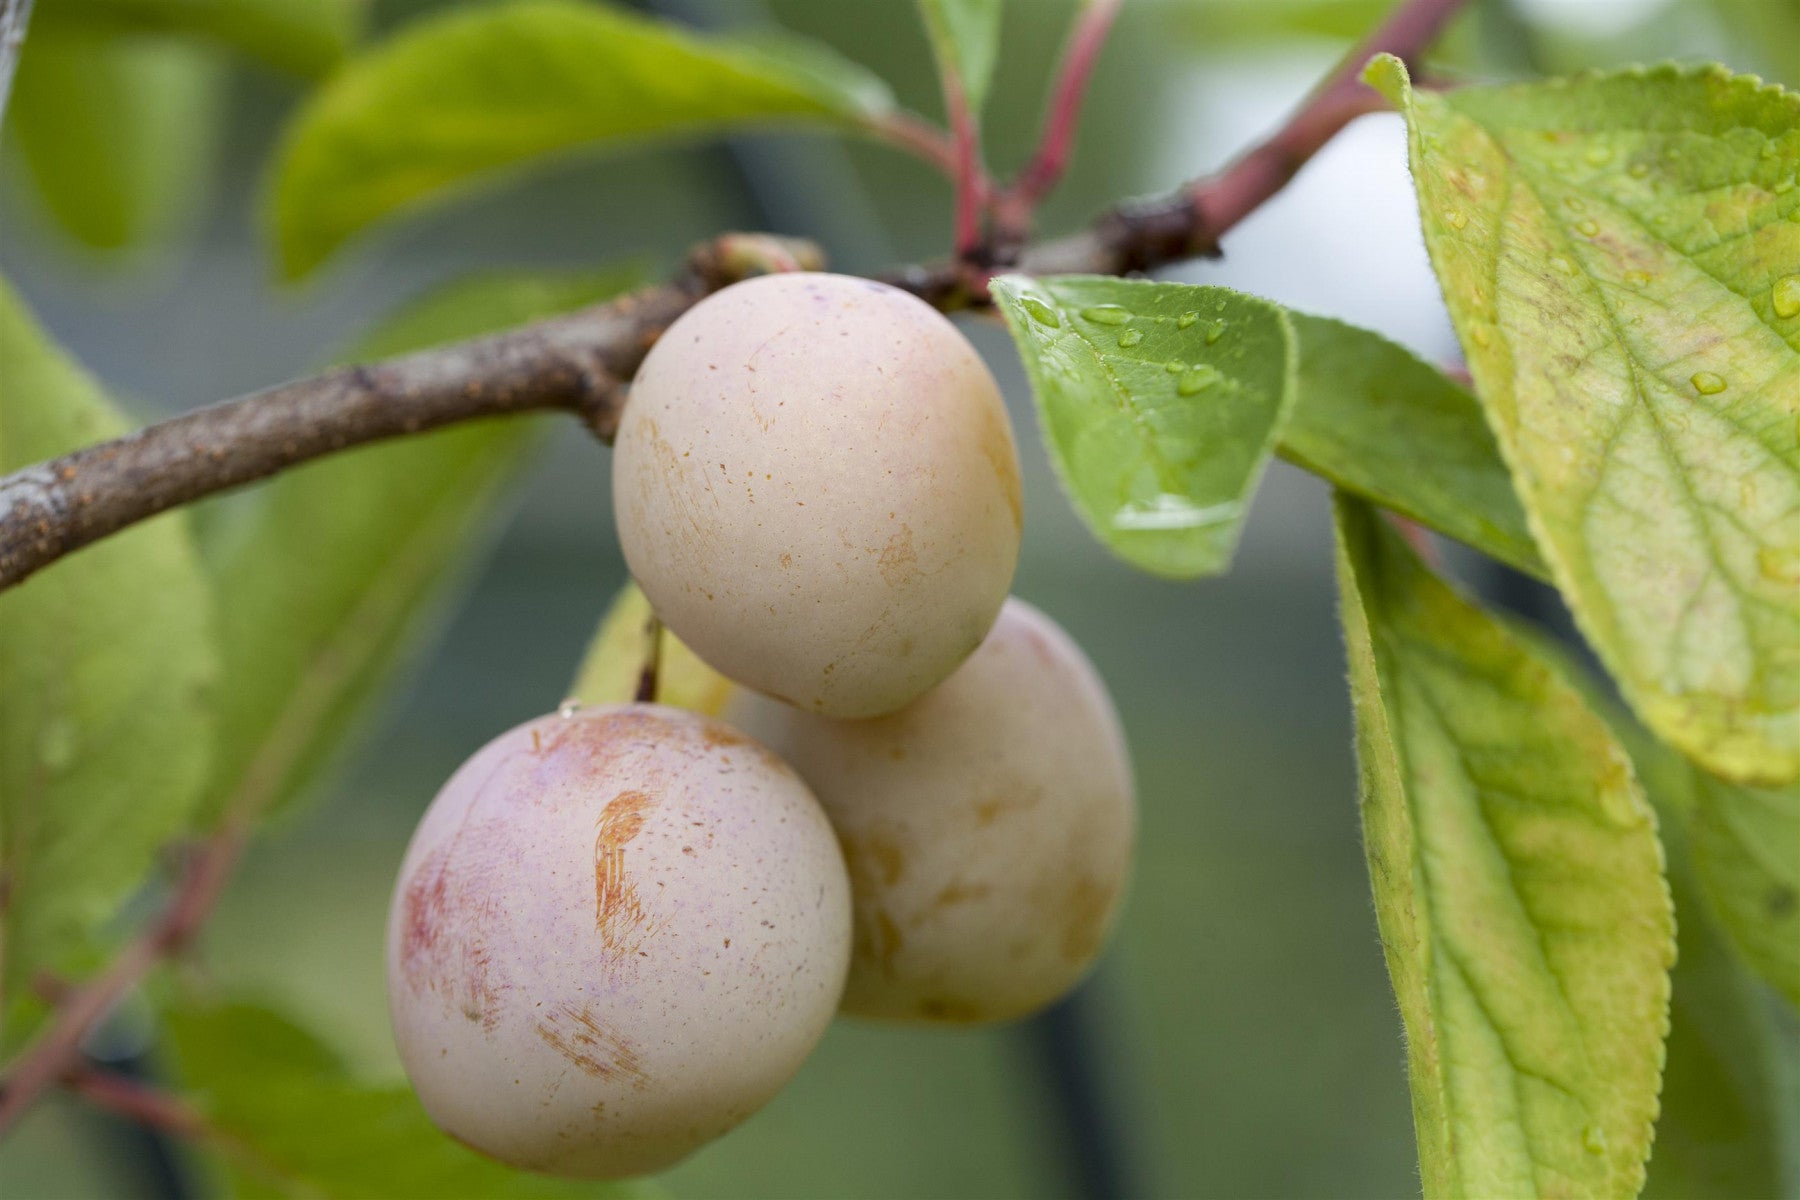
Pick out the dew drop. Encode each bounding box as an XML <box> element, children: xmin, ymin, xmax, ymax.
<box><xmin>1759</xmin><ymin>545</ymin><xmax>1800</xmax><ymax>584</ymax></box>
<box><xmin>1176</xmin><ymin>365</ymin><xmax>1220</xmax><ymax>395</ymax></box>
<box><xmin>558</xmin><ymin>699</ymin><xmax>583</xmax><ymax>718</ymax></box>
<box><xmin>1117</xmin><ymin>328</ymin><xmax>1144</xmax><ymax>347</ymax></box>
<box><xmin>1773</xmin><ymin>275</ymin><xmax>1800</xmax><ymax>318</ymax></box>
<box><xmin>1563</xmin><ymin>195</ymin><xmax>1586</xmax><ymax>212</ymax></box>
<box><xmin>1081</xmin><ymin>304</ymin><xmax>1132</xmax><ymax>326</ymax></box>
<box><xmin>1583</xmin><ymin>1125</ymin><xmax>1608</xmax><ymax>1155</ymax></box>
<box><xmin>1176</xmin><ymin>311</ymin><xmax>1199</xmax><ymax>329</ymax></box>
<box><xmin>1471</xmin><ymin>325</ymin><xmax>1492</xmax><ymax>349</ymax></box>
<box><xmin>1164</xmin><ymin>360</ymin><xmax>1185</xmax><ymax>374</ymax></box>
<box><xmin>1019</xmin><ymin>295</ymin><xmax>1061</xmax><ymax>328</ymax></box>
<box><xmin>1112</xmin><ymin>495</ymin><xmax>1242</xmax><ymax>531</ymax></box>
<box><xmin>1550</xmin><ymin>255</ymin><xmax>1577</xmax><ymax>277</ymax></box>
<box><xmin>1206</xmin><ymin>320</ymin><xmax>1227</xmax><ymax>345</ymax></box>
<box><xmin>1575</xmin><ymin>218</ymin><xmax>1600</xmax><ymax>237</ymax></box>
<box><xmin>1584</xmin><ymin>144</ymin><xmax>1611</xmax><ymax>166</ymax></box>
<box><xmin>1691</xmin><ymin>371</ymin><xmax>1728</xmax><ymax>395</ymax></box>
<box><xmin>1627</xmin><ymin>161</ymin><xmax>1650</xmax><ymax>180</ymax></box>
<box><xmin>1444</xmin><ymin>208</ymin><xmax>1468</xmax><ymax>230</ymax></box>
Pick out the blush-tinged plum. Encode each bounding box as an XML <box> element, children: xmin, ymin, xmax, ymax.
<box><xmin>612</xmin><ymin>271</ymin><xmax>1023</xmax><ymax>718</ymax></box>
<box><xmin>386</xmin><ymin>704</ymin><xmax>851</xmax><ymax>1179</ymax></box>
<box><xmin>729</xmin><ymin>598</ymin><xmax>1135</xmax><ymax>1024</ymax></box>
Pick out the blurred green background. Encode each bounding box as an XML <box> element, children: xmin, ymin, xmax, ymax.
<box><xmin>2</xmin><ymin>0</ymin><xmax>1794</xmax><ymax>1196</ymax></box>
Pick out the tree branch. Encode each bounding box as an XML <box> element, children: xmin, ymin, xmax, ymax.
<box><xmin>995</xmin><ymin>0</ymin><xmax>1124</xmax><ymax>237</ymax></box>
<box><xmin>0</xmin><ymin>0</ymin><xmax>1469</xmax><ymax>601</ymax></box>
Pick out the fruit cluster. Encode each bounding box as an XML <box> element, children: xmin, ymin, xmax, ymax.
<box><xmin>385</xmin><ymin>273</ymin><xmax>1137</xmax><ymax>1179</ymax></box>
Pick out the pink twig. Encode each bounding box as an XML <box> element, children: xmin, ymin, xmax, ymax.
<box><xmin>944</xmin><ymin>77</ymin><xmax>987</xmax><ymax>263</ymax></box>
<box><xmin>0</xmin><ymin>819</ymin><xmax>250</xmax><ymax>1136</ymax></box>
<box><xmin>1188</xmin><ymin>0</ymin><xmax>1464</xmax><ymax>237</ymax></box>
<box><xmin>63</xmin><ymin>1067</ymin><xmax>220</xmax><ymax>1145</ymax></box>
<box><xmin>997</xmin><ymin>0</ymin><xmax>1124</xmax><ymax>235</ymax></box>
<box><xmin>867</xmin><ymin>110</ymin><xmax>962</xmax><ymax>179</ymax></box>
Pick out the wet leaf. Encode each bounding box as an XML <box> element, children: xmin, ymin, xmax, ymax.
<box><xmin>1374</xmin><ymin>55</ymin><xmax>1800</xmax><ymax>785</ymax></box>
<box><xmin>991</xmin><ymin>274</ymin><xmax>1295</xmax><ymax>578</ymax></box>
<box><xmin>1334</xmin><ymin>492</ymin><xmax>1674</xmax><ymax>1198</ymax></box>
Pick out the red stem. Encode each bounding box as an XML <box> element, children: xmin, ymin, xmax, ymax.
<box><xmin>868</xmin><ymin>110</ymin><xmax>962</xmax><ymax>179</ymax></box>
<box><xmin>63</xmin><ymin>1067</ymin><xmax>220</xmax><ymax>1144</ymax></box>
<box><xmin>0</xmin><ymin>820</ymin><xmax>249</xmax><ymax>1135</ymax></box>
<box><xmin>1189</xmin><ymin>0</ymin><xmax>1464</xmax><ymax>235</ymax></box>
<box><xmin>945</xmin><ymin>76</ymin><xmax>986</xmax><ymax>262</ymax></box>
<box><xmin>999</xmin><ymin>0</ymin><xmax>1124</xmax><ymax>234</ymax></box>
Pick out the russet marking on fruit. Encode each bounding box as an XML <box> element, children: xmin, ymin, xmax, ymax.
<box><xmin>533</xmin><ymin>1003</ymin><xmax>649</xmax><ymax>1089</ymax></box>
<box><xmin>593</xmin><ymin>790</ymin><xmax>656</xmax><ymax>950</ymax></box>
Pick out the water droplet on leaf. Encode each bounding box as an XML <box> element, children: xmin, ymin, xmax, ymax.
<box><xmin>1627</xmin><ymin>162</ymin><xmax>1650</xmax><ymax>179</ymax></box>
<box><xmin>1551</xmin><ymin>256</ymin><xmax>1577</xmax><ymax>276</ymax></box>
<box><xmin>1444</xmin><ymin>209</ymin><xmax>1468</xmax><ymax>230</ymax></box>
<box><xmin>1019</xmin><ymin>296</ymin><xmax>1061</xmax><ymax>328</ymax></box>
<box><xmin>1773</xmin><ymin>275</ymin><xmax>1800</xmax><ymax>318</ymax></box>
<box><xmin>1117</xmin><ymin>329</ymin><xmax>1144</xmax><ymax>348</ymax></box>
<box><xmin>1583</xmin><ymin>1125</ymin><xmax>1608</xmax><ymax>1155</ymax></box>
<box><xmin>1111</xmin><ymin>495</ymin><xmax>1241</xmax><ymax>532</ymax></box>
<box><xmin>1081</xmin><ymin>305</ymin><xmax>1131</xmax><ymax>326</ymax></box>
<box><xmin>558</xmin><ymin>699</ymin><xmax>583</xmax><ymax>718</ymax></box>
<box><xmin>1691</xmin><ymin>371</ymin><xmax>1728</xmax><ymax>395</ymax></box>
<box><xmin>1576</xmin><ymin>218</ymin><xmax>1600</xmax><ymax>237</ymax></box>
<box><xmin>1176</xmin><ymin>365</ymin><xmax>1220</xmax><ymax>396</ymax></box>
<box><xmin>1164</xmin><ymin>361</ymin><xmax>1185</xmax><ymax>374</ymax></box>
<box><xmin>1176</xmin><ymin>311</ymin><xmax>1199</xmax><ymax>329</ymax></box>
<box><xmin>1584</xmin><ymin>145</ymin><xmax>1611</xmax><ymax>166</ymax></box>
<box><xmin>1205</xmin><ymin>321</ymin><xmax>1227</xmax><ymax>345</ymax></box>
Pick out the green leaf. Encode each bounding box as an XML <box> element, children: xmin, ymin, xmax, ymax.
<box><xmin>270</xmin><ymin>0</ymin><xmax>894</xmax><ymax>280</ymax></box>
<box><xmin>1372</xmin><ymin>55</ymin><xmax>1800</xmax><ymax>786</ymax></box>
<box><xmin>198</xmin><ymin>266</ymin><xmax>639</xmax><ymax>824</ymax></box>
<box><xmin>33</xmin><ymin>0</ymin><xmax>360</xmax><ymax>78</ymax></box>
<box><xmin>990</xmin><ymin>274</ymin><xmax>1296</xmax><ymax>579</ymax></box>
<box><xmin>1649</xmin><ymin>801</ymin><xmax>1800</xmax><ymax>1197</ymax></box>
<box><xmin>0</xmin><ymin>277</ymin><xmax>216</xmax><ymax>1022</ymax></box>
<box><xmin>568</xmin><ymin>581</ymin><xmax>735</xmax><ymax>714</ymax></box>
<box><xmin>1510</xmin><ymin>627</ymin><xmax>1800</xmax><ymax>1198</ymax></box>
<box><xmin>1281</xmin><ymin>312</ymin><xmax>1546</xmax><ymax>579</ymax></box>
<box><xmin>165</xmin><ymin>999</ymin><xmax>656</xmax><ymax>1197</ymax></box>
<box><xmin>915</xmin><ymin>0</ymin><xmax>1001</xmax><ymax>115</ymax></box>
<box><xmin>1333</xmin><ymin>492</ymin><xmax>1674</xmax><ymax>1198</ymax></box>
<box><xmin>6</xmin><ymin>28</ymin><xmax>226</xmax><ymax>253</ymax></box>
<box><xmin>1689</xmin><ymin>771</ymin><xmax>1800</xmax><ymax>1008</ymax></box>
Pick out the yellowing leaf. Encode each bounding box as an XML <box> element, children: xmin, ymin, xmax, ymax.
<box><xmin>1374</xmin><ymin>55</ymin><xmax>1800</xmax><ymax>785</ymax></box>
<box><xmin>568</xmin><ymin>582</ymin><xmax>735</xmax><ymax>715</ymax></box>
<box><xmin>1334</xmin><ymin>493</ymin><xmax>1674</xmax><ymax>1199</ymax></box>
